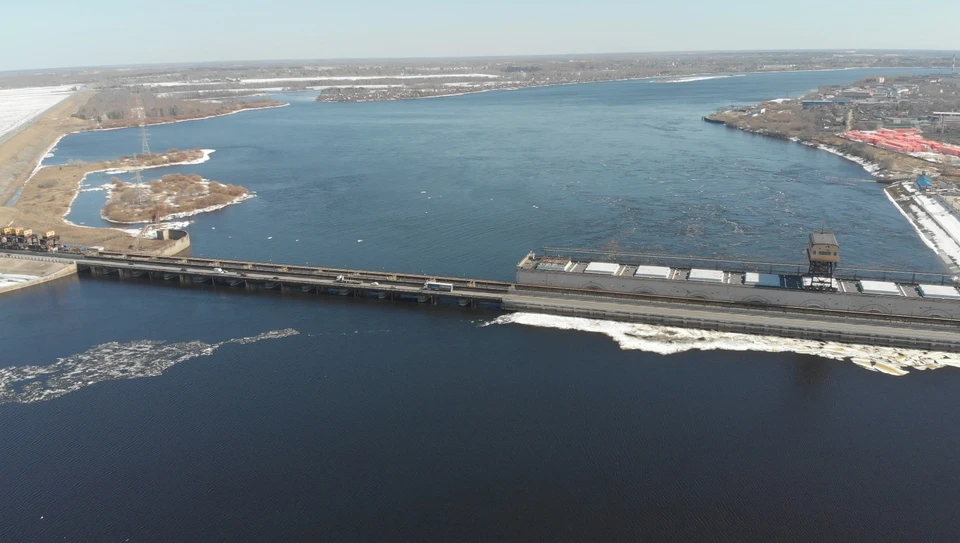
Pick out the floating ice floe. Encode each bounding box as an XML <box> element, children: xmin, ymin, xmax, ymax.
<box><xmin>0</xmin><ymin>329</ymin><xmax>300</xmax><ymax>405</ymax></box>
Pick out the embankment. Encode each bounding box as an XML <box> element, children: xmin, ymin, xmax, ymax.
<box><xmin>0</xmin><ymin>255</ymin><xmax>78</xmax><ymax>295</ymax></box>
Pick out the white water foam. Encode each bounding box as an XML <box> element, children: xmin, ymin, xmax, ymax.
<box><xmin>485</xmin><ymin>313</ymin><xmax>960</xmax><ymax>377</ymax></box>
<box><xmin>0</xmin><ymin>328</ymin><xmax>299</xmax><ymax>405</ymax></box>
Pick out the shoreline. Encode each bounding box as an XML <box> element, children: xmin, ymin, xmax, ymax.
<box><xmin>81</xmin><ymin>102</ymin><xmax>290</xmax><ymax>134</ymax></box>
<box><xmin>7</xmin><ymin>103</ymin><xmax>286</xmax><ymax>206</ymax></box>
<box><xmin>62</xmin><ymin>149</ymin><xmax>217</xmax><ymax>232</ymax></box>
<box><xmin>790</xmin><ymin>137</ymin><xmax>882</xmax><ymax>176</ymax></box>
<box><xmin>98</xmin><ymin>192</ymin><xmax>256</xmax><ymax>226</ymax></box>
<box><xmin>318</xmin><ymin>66</ymin><xmax>930</xmax><ymax>104</ymax></box>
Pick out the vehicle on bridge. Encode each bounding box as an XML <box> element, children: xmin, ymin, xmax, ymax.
<box><xmin>424</xmin><ymin>281</ymin><xmax>454</xmax><ymax>292</ymax></box>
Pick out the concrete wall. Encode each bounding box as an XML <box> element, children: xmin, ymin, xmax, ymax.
<box><xmin>154</xmin><ymin>230</ymin><xmax>190</xmax><ymax>257</ymax></box>
<box><xmin>517</xmin><ymin>269</ymin><xmax>960</xmax><ymax>319</ymax></box>
<box><xmin>0</xmin><ymin>261</ymin><xmax>77</xmax><ymax>295</ymax></box>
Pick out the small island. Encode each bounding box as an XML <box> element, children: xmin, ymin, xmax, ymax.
<box><xmin>102</xmin><ymin>173</ymin><xmax>251</xmax><ymax>223</ymax></box>
<box><xmin>114</xmin><ymin>148</ymin><xmax>208</xmax><ymax>168</ymax></box>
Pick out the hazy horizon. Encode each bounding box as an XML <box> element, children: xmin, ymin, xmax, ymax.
<box><xmin>2</xmin><ymin>48</ymin><xmax>958</xmax><ymax>75</ymax></box>
<box><xmin>3</xmin><ymin>0</ymin><xmax>959</xmax><ymax>72</ymax></box>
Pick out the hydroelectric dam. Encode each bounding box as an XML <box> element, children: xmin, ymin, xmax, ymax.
<box><xmin>5</xmin><ymin>233</ymin><xmax>960</xmax><ymax>353</ymax></box>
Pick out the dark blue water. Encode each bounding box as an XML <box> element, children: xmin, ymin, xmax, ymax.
<box><xmin>4</xmin><ymin>69</ymin><xmax>960</xmax><ymax>542</ymax></box>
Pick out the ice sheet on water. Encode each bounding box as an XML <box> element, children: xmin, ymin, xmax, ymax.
<box><xmin>485</xmin><ymin>313</ymin><xmax>960</xmax><ymax>377</ymax></box>
<box><xmin>653</xmin><ymin>75</ymin><xmax>743</xmax><ymax>83</ymax></box>
<box><xmin>0</xmin><ymin>329</ymin><xmax>299</xmax><ymax>405</ymax></box>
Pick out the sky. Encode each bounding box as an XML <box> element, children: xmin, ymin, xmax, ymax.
<box><xmin>2</xmin><ymin>0</ymin><xmax>958</xmax><ymax>71</ymax></box>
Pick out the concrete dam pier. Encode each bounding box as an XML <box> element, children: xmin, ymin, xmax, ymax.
<box><xmin>6</xmin><ymin>244</ymin><xmax>960</xmax><ymax>353</ymax></box>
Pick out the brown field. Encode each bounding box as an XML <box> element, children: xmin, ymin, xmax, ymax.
<box><xmin>0</xmin><ymin>84</ymin><xmax>270</xmax><ymax>254</ymax></box>
<box><xmin>3</xmin><ymin>153</ymin><xmax>210</xmax><ymax>252</ymax></box>
<box><xmin>103</xmin><ymin>173</ymin><xmax>249</xmax><ymax>223</ymax></box>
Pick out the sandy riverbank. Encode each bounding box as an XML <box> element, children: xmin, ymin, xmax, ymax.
<box><xmin>0</xmin><ymin>256</ymin><xmax>78</xmax><ymax>296</ymax></box>
<box><xmin>0</xmin><ymin>89</ymin><xmax>286</xmax><ymax>253</ymax></box>
<box><xmin>0</xmin><ymin>90</ymin><xmax>94</xmax><ymax>205</ymax></box>
<box><xmin>3</xmin><ymin>151</ymin><xmax>217</xmax><ymax>252</ymax></box>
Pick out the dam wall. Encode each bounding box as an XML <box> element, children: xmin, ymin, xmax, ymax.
<box><xmin>7</xmin><ymin>249</ymin><xmax>960</xmax><ymax>353</ymax></box>
<box><xmin>516</xmin><ymin>268</ymin><xmax>960</xmax><ymax>319</ymax></box>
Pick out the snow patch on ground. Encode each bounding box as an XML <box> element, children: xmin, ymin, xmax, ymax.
<box><xmin>914</xmin><ymin>195</ymin><xmax>960</xmax><ymax>268</ymax></box>
<box><xmin>653</xmin><ymin>75</ymin><xmax>744</xmax><ymax>83</ymax></box>
<box><xmin>0</xmin><ymin>85</ymin><xmax>76</xmax><ymax>142</ymax></box>
<box><xmin>0</xmin><ymin>273</ymin><xmax>38</xmax><ymax>288</ymax></box>
<box><xmin>240</xmin><ymin>74</ymin><xmax>501</xmax><ymax>83</ymax></box>
<box><xmin>787</xmin><ymin>138</ymin><xmax>881</xmax><ymax>176</ymax></box>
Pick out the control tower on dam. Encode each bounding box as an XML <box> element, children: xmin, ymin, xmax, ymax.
<box><xmin>516</xmin><ymin>232</ymin><xmax>960</xmax><ymax>320</ymax></box>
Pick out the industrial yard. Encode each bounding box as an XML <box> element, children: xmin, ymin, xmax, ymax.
<box><xmin>706</xmin><ymin>72</ymin><xmax>960</xmax><ymax>180</ymax></box>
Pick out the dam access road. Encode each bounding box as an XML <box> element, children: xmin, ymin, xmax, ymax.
<box><xmin>6</xmin><ymin>250</ymin><xmax>960</xmax><ymax>353</ymax></box>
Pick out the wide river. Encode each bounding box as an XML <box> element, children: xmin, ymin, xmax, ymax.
<box><xmin>4</xmin><ymin>69</ymin><xmax>960</xmax><ymax>541</ymax></box>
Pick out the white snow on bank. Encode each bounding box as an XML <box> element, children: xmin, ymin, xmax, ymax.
<box><xmin>240</xmin><ymin>74</ymin><xmax>501</xmax><ymax>83</ymax></box>
<box><xmin>118</xmin><ymin>220</ymin><xmax>192</xmax><ymax>237</ymax></box>
<box><xmin>0</xmin><ymin>273</ymin><xmax>38</xmax><ymax>288</ymax></box>
<box><xmin>0</xmin><ymin>329</ymin><xmax>300</xmax><ymax>405</ymax></box>
<box><xmin>0</xmin><ymin>85</ymin><xmax>76</xmax><ymax>142</ymax></box>
<box><xmin>159</xmin><ymin>192</ymin><xmax>255</xmax><ymax>221</ymax></box>
<box><xmin>788</xmin><ymin>137</ymin><xmax>881</xmax><ymax>176</ymax></box>
<box><xmin>441</xmin><ymin>81</ymin><xmax>522</xmax><ymax>88</ymax></box>
<box><xmin>486</xmin><ymin>313</ymin><xmax>960</xmax><ymax>376</ymax></box>
<box><xmin>654</xmin><ymin>74</ymin><xmax>744</xmax><ymax>83</ymax></box>
<box><xmin>884</xmin><ymin>189</ymin><xmax>939</xmax><ymax>253</ymax></box>
<box><xmin>914</xmin><ymin>195</ymin><xmax>960</xmax><ymax>268</ymax></box>
<box><xmin>814</xmin><ymin>143</ymin><xmax>882</xmax><ymax>175</ymax></box>
<box><xmin>99</xmin><ymin>148</ymin><xmax>216</xmax><ymax>175</ymax></box>
<box><xmin>62</xmin><ymin>149</ymin><xmax>217</xmax><ymax>231</ymax></box>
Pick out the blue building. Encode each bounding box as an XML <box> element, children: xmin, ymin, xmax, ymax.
<box><xmin>916</xmin><ymin>175</ymin><xmax>933</xmax><ymax>191</ymax></box>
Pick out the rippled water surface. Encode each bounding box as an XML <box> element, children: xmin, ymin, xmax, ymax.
<box><xmin>4</xmin><ymin>69</ymin><xmax>960</xmax><ymax>542</ymax></box>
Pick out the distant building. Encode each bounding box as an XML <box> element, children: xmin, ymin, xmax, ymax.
<box><xmin>916</xmin><ymin>175</ymin><xmax>933</xmax><ymax>191</ymax></box>
<box><xmin>841</xmin><ymin>88</ymin><xmax>875</xmax><ymax>99</ymax></box>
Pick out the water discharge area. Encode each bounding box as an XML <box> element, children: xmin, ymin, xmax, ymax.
<box><xmin>488</xmin><ymin>313</ymin><xmax>960</xmax><ymax>377</ymax></box>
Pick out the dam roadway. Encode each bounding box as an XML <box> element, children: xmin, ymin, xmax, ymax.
<box><xmin>5</xmin><ymin>250</ymin><xmax>960</xmax><ymax>352</ymax></box>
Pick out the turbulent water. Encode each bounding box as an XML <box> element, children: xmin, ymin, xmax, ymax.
<box><xmin>4</xmin><ymin>68</ymin><xmax>960</xmax><ymax>542</ymax></box>
<box><xmin>489</xmin><ymin>313</ymin><xmax>960</xmax><ymax>376</ymax></box>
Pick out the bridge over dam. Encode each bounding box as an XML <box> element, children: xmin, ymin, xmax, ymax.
<box><xmin>5</xmin><ymin>248</ymin><xmax>960</xmax><ymax>354</ymax></box>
